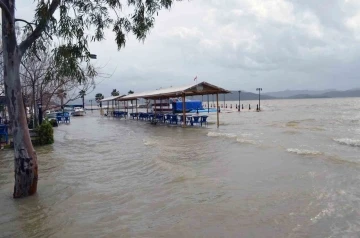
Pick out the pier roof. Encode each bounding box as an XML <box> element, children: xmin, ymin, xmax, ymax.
<box><xmin>100</xmin><ymin>95</ymin><xmax>125</xmax><ymax>102</ymax></box>
<box><xmin>118</xmin><ymin>81</ymin><xmax>230</xmax><ymax>101</ymax></box>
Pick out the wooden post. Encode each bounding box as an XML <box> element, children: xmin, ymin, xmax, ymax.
<box><xmin>160</xmin><ymin>98</ymin><xmax>162</xmax><ymax>113</ymax></box>
<box><xmin>136</xmin><ymin>99</ymin><xmax>138</xmax><ymax>120</ymax></box>
<box><xmin>207</xmin><ymin>94</ymin><xmax>209</xmax><ymax>113</ymax></box>
<box><xmin>216</xmin><ymin>93</ymin><xmax>219</xmax><ymax>128</ymax></box>
<box><xmin>131</xmin><ymin>100</ymin><xmax>134</xmax><ymax>113</ymax></box>
<box><xmin>182</xmin><ymin>94</ymin><xmax>186</xmax><ymax>127</ymax></box>
<box><xmin>107</xmin><ymin>101</ymin><xmax>109</xmax><ymax>116</ymax></box>
<box><xmin>154</xmin><ymin>99</ymin><xmax>156</xmax><ymax>114</ymax></box>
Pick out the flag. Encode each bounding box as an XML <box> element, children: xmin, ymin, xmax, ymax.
<box><xmin>194</xmin><ymin>76</ymin><xmax>197</xmax><ymax>81</ymax></box>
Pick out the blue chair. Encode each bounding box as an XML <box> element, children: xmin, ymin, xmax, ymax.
<box><xmin>139</xmin><ymin>113</ymin><xmax>147</xmax><ymax>120</ymax></box>
<box><xmin>187</xmin><ymin>116</ymin><xmax>193</xmax><ymax>126</ymax></box>
<box><xmin>132</xmin><ymin>113</ymin><xmax>138</xmax><ymax>120</ymax></box>
<box><xmin>170</xmin><ymin>115</ymin><xmax>178</xmax><ymax>124</ymax></box>
<box><xmin>164</xmin><ymin>114</ymin><xmax>171</xmax><ymax>124</ymax></box>
<box><xmin>193</xmin><ymin>116</ymin><xmax>200</xmax><ymax>126</ymax></box>
<box><xmin>200</xmin><ymin>116</ymin><xmax>208</xmax><ymax>127</ymax></box>
<box><xmin>179</xmin><ymin>115</ymin><xmax>185</xmax><ymax>124</ymax></box>
<box><xmin>0</xmin><ymin>124</ymin><xmax>8</xmax><ymax>144</ymax></box>
<box><xmin>56</xmin><ymin>113</ymin><xmax>63</xmax><ymax>124</ymax></box>
<box><xmin>64</xmin><ymin>112</ymin><xmax>70</xmax><ymax>123</ymax></box>
<box><xmin>156</xmin><ymin>114</ymin><xmax>164</xmax><ymax>123</ymax></box>
<box><xmin>148</xmin><ymin>113</ymin><xmax>154</xmax><ymax>121</ymax></box>
<box><xmin>144</xmin><ymin>113</ymin><xmax>149</xmax><ymax>120</ymax></box>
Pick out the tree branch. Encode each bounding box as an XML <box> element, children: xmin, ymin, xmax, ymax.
<box><xmin>15</xmin><ymin>18</ymin><xmax>35</xmax><ymax>31</ymax></box>
<box><xmin>0</xmin><ymin>0</ymin><xmax>12</xmax><ymax>23</ymax></box>
<box><xmin>18</xmin><ymin>0</ymin><xmax>60</xmax><ymax>56</ymax></box>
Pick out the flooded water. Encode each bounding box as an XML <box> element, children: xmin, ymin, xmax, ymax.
<box><xmin>1</xmin><ymin>98</ymin><xmax>360</xmax><ymax>237</ymax></box>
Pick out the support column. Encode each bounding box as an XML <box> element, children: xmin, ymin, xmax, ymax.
<box><xmin>182</xmin><ymin>94</ymin><xmax>186</xmax><ymax>127</ymax></box>
<box><xmin>160</xmin><ymin>98</ymin><xmax>162</xmax><ymax>114</ymax></box>
<box><xmin>154</xmin><ymin>99</ymin><xmax>156</xmax><ymax>114</ymax></box>
<box><xmin>112</xmin><ymin>100</ymin><xmax>114</xmax><ymax>117</ymax></box>
<box><xmin>207</xmin><ymin>94</ymin><xmax>209</xmax><ymax>113</ymax></box>
<box><xmin>216</xmin><ymin>93</ymin><xmax>219</xmax><ymax>128</ymax></box>
<box><xmin>136</xmin><ymin>99</ymin><xmax>138</xmax><ymax>120</ymax></box>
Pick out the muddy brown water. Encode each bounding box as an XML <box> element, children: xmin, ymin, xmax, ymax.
<box><xmin>1</xmin><ymin>98</ymin><xmax>360</xmax><ymax>237</ymax></box>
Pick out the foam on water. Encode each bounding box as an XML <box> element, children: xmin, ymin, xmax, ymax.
<box><xmin>207</xmin><ymin>131</ymin><xmax>258</xmax><ymax>146</ymax></box>
<box><xmin>333</xmin><ymin>138</ymin><xmax>360</xmax><ymax>147</ymax></box>
<box><xmin>207</xmin><ymin>132</ymin><xmax>237</xmax><ymax>138</ymax></box>
<box><xmin>143</xmin><ymin>138</ymin><xmax>158</xmax><ymax>146</ymax></box>
<box><xmin>236</xmin><ymin>138</ymin><xmax>256</xmax><ymax>145</ymax></box>
<box><xmin>286</xmin><ymin>148</ymin><xmax>323</xmax><ymax>156</ymax></box>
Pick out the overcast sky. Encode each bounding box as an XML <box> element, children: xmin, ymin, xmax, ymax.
<box><xmin>17</xmin><ymin>0</ymin><xmax>360</xmax><ymax>98</ymax></box>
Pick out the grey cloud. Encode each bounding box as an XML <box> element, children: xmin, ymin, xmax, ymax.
<box><xmin>16</xmin><ymin>0</ymin><xmax>360</xmax><ymax>94</ymax></box>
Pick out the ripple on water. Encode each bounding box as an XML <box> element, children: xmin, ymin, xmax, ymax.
<box><xmin>207</xmin><ymin>131</ymin><xmax>258</xmax><ymax>144</ymax></box>
<box><xmin>333</xmin><ymin>138</ymin><xmax>360</xmax><ymax>147</ymax></box>
<box><xmin>286</xmin><ymin>148</ymin><xmax>323</xmax><ymax>156</ymax></box>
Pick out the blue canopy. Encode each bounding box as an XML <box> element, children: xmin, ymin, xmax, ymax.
<box><xmin>172</xmin><ymin>100</ymin><xmax>204</xmax><ymax>113</ymax></box>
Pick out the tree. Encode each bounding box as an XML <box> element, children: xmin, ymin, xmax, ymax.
<box><xmin>111</xmin><ymin>89</ymin><xmax>119</xmax><ymax>96</ymax></box>
<box><xmin>56</xmin><ymin>89</ymin><xmax>66</xmax><ymax>108</ymax></box>
<box><xmin>95</xmin><ymin>93</ymin><xmax>104</xmax><ymax>107</ymax></box>
<box><xmin>128</xmin><ymin>90</ymin><xmax>134</xmax><ymax>95</ymax></box>
<box><xmin>95</xmin><ymin>93</ymin><xmax>104</xmax><ymax>102</ymax></box>
<box><xmin>1</xmin><ymin>0</ymin><xmax>179</xmax><ymax>198</ymax></box>
<box><xmin>20</xmin><ymin>46</ymin><xmax>99</xmax><ymax>124</ymax></box>
<box><xmin>79</xmin><ymin>90</ymin><xmax>86</xmax><ymax>108</ymax></box>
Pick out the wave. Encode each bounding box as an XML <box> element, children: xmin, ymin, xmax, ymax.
<box><xmin>143</xmin><ymin>139</ymin><xmax>157</xmax><ymax>146</ymax></box>
<box><xmin>207</xmin><ymin>132</ymin><xmax>237</xmax><ymax>138</ymax></box>
<box><xmin>207</xmin><ymin>132</ymin><xmax>257</xmax><ymax>145</ymax></box>
<box><xmin>283</xmin><ymin>130</ymin><xmax>301</xmax><ymax>135</ymax></box>
<box><xmin>236</xmin><ymin>138</ymin><xmax>256</xmax><ymax>145</ymax></box>
<box><xmin>286</xmin><ymin>148</ymin><xmax>323</xmax><ymax>156</ymax></box>
<box><xmin>286</xmin><ymin>121</ymin><xmax>300</xmax><ymax>127</ymax></box>
<box><xmin>333</xmin><ymin>138</ymin><xmax>360</xmax><ymax>147</ymax></box>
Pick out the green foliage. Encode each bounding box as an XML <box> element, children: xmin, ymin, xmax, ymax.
<box><xmin>35</xmin><ymin>120</ymin><xmax>54</xmax><ymax>146</ymax></box>
<box><xmin>128</xmin><ymin>90</ymin><xmax>134</xmax><ymax>94</ymax></box>
<box><xmin>79</xmin><ymin>90</ymin><xmax>86</xmax><ymax>98</ymax></box>
<box><xmin>49</xmin><ymin>119</ymin><xmax>58</xmax><ymax>127</ymax></box>
<box><xmin>95</xmin><ymin>93</ymin><xmax>104</xmax><ymax>101</ymax></box>
<box><xmin>18</xmin><ymin>0</ymin><xmax>180</xmax><ymax>85</ymax></box>
<box><xmin>111</xmin><ymin>89</ymin><xmax>119</xmax><ymax>96</ymax></box>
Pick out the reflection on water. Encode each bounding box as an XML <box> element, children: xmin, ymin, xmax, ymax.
<box><xmin>1</xmin><ymin>98</ymin><xmax>360</xmax><ymax>237</ymax></box>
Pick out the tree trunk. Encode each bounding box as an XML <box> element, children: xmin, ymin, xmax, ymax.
<box><xmin>2</xmin><ymin>3</ymin><xmax>38</xmax><ymax>198</ymax></box>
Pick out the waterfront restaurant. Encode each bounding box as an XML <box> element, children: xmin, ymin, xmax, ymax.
<box><xmin>101</xmin><ymin>81</ymin><xmax>230</xmax><ymax>128</ymax></box>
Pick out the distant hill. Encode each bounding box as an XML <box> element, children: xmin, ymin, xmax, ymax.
<box><xmin>264</xmin><ymin>89</ymin><xmax>335</xmax><ymax>98</ymax></box>
<box><xmin>283</xmin><ymin>89</ymin><xmax>360</xmax><ymax>99</ymax></box>
<box><xmin>322</xmin><ymin>89</ymin><xmax>360</xmax><ymax>98</ymax></box>
<box><xmin>287</xmin><ymin>94</ymin><xmax>330</xmax><ymax>99</ymax></box>
<box><xmin>81</xmin><ymin>88</ymin><xmax>360</xmax><ymax>105</ymax></box>
<box><xmin>191</xmin><ymin>91</ymin><xmax>276</xmax><ymax>101</ymax></box>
